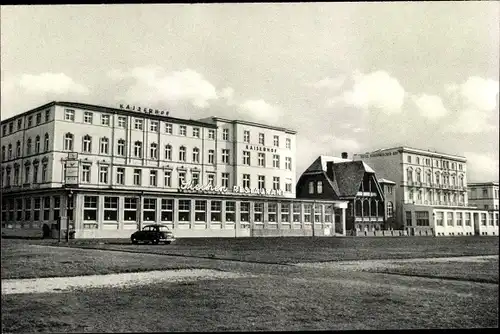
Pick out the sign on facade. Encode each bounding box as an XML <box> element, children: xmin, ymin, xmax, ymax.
<box><xmin>65</xmin><ymin>153</ymin><xmax>79</xmax><ymax>185</ymax></box>
<box><xmin>180</xmin><ymin>181</ymin><xmax>285</xmax><ymax>197</ymax></box>
<box><xmin>119</xmin><ymin>104</ymin><xmax>170</xmax><ymax>116</ymax></box>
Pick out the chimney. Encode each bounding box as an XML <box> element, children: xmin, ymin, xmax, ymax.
<box><xmin>326</xmin><ymin>161</ymin><xmax>334</xmax><ymax>180</ymax></box>
<box><xmin>341</xmin><ymin>152</ymin><xmax>348</xmax><ymax>159</ymax></box>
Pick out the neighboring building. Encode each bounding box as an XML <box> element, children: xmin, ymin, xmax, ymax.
<box><xmin>467</xmin><ymin>182</ymin><xmax>499</xmax><ymax>211</ymax></box>
<box><xmin>378</xmin><ymin>178</ymin><xmax>399</xmax><ymax>230</ymax></box>
<box><xmin>296</xmin><ymin>153</ymin><xmax>385</xmax><ymax>234</ymax></box>
<box><xmin>0</xmin><ymin>101</ymin><xmax>348</xmax><ymax>239</ymax></box>
<box><xmin>353</xmin><ymin>147</ymin><xmax>499</xmax><ymax>236</ymax></box>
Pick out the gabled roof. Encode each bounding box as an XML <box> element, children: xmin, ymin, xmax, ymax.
<box><xmin>303</xmin><ymin>155</ymin><xmax>375</xmax><ymax>175</ymax></box>
<box><xmin>302</xmin><ymin>156</ymin><xmax>379</xmax><ymax>198</ymax></box>
<box><xmin>332</xmin><ymin>161</ymin><xmax>372</xmax><ymax>197</ymax></box>
<box><xmin>302</xmin><ymin>155</ymin><xmax>351</xmax><ymax>174</ymax></box>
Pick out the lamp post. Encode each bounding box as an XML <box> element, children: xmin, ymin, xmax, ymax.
<box><xmin>432</xmin><ymin>211</ymin><xmax>436</xmax><ymax>237</ymax></box>
<box><xmin>66</xmin><ymin>190</ymin><xmax>73</xmax><ymax>243</ymax></box>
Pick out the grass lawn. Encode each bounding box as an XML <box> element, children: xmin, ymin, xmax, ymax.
<box><xmin>366</xmin><ymin>258</ymin><xmax>499</xmax><ymax>284</ymax></box>
<box><xmin>2</xmin><ymin>270</ymin><xmax>498</xmax><ymax>332</ymax></box>
<box><xmin>60</xmin><ymin>235</ymin><xmax>500</xmax><ymax>264</ymax></box>
<box><xmin>2</xmin><ymin>237</ymin><xmax>499</xmax><ymax>279</ymax></box>
<box><xmin>1</xmin><ymin>240</ymin><xmax>208</xmax><ymax>279</ymax></box>
<box><xmin>2</xmin><ymin>237</ymin><xmax>498</xmax><ymax>332</ymax></box>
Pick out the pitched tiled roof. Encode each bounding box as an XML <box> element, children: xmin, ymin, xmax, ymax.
<box><xmin>332</xmin><ymin>161</ymin><xmax>368</xmax><ymax>197</ymax></box>
<box><xmin>302</xmin><ymin>156</ymin><xmax>378</xmax><ymax>198</ymax></box>
<box><xmin>302</xmin><ymin>156</ymin><xmax>351</xmax><ymax>173</ymax></box>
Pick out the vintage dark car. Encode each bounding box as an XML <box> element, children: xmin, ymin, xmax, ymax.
<box><xmin>130</xmin><ymin>224</ymin><xmax>175</xmax><ymax>245</ymax></box>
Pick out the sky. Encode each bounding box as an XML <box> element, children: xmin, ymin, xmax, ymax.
<box><xmin>1</xmin><ymin>2</ymin><xmax>499</xmax><ymax>182</ymax></box>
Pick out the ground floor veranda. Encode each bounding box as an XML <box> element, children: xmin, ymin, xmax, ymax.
<box><xmin>402</xmin><ymin>203</ymin><xmax>499</xmax><ymax>237</ymax></box>
<box><xmin>1</xmin><ymin>188</ymin><xmax>349</xmax><ymax>239</ymax></box>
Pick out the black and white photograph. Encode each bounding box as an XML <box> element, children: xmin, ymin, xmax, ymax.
<box><xmin>1</xmin><ymin>1</ymin><xmax>498</xmax><ymax>332</ymax></box>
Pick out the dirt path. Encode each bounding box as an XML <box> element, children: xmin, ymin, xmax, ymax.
<box><xmin>2</xmin><ymin>254</ymin><xmax>497</xmax><ymax>296</ymax></box>
<box><xmin>294</xmin><ymin>255</ymin><xmax>499</xmax><ymax>271</ymax></box>
<box><xmin>1</xmin><ymin>269</ymin><xmax>247</xmax><ymax>295</ymax></box>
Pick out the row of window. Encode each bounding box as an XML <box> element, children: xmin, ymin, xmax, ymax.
<box><xmin>1</xmin><ymin>134</ymin><xmax>50</xmax><ymax>161</ymax></box>
<box><xmin>79</xmin><ymin>197</ymin><xmax>335</xmax><ymax>224</ymax></box>
<box><xmin>1</xmin><ymin>197</ymin><xmax>338</xmax><ymax>225</ymax></box>
<box><xmin>71</xmin><ymin>108</ymin><xmax>217</xmax><ymax>137</ymax></box>
<box><xmin>1</xmin><ymin>161</ymin><xmax>49</xmax><ymax>187</ymax></box>
<box><xmin>243</xmin><ymin>131</ymin><xmax>291</xmax><ymax>148</ymax></box>
<box><xmin>481</xmin><ymin>204</ymin><xmax>499</xmax><ymax>210</ymax></box>
<box><xmin>64</xmin><ymin>109</ymin><xmax>293</xmax><ymax>148</ymax></box>
<box><xmin>1</xmin><ymin>196</ymin><xmax>69</xmax><ymax>223</ymax></box>
<box><xmin>61</xmin><ymin>133</ymin><xmax>292</xmax><ymax>168</ymax></box>
<box><xmin>405</xmin><ymin>211</ymin><xmax>431</xmax><ymax>226</ymax></box>
<box><xmin>408</xmin><ymin>189</ymin><xmax>465</xmax><ymax>203</ymax></box>
<box><xmin>308</xmin><ymin>181</ymin><xmax>324</xmax><ymax>194</ymax></box>
<box><xmin>406</xmin><ymin>155</ymin><xmax>463</xmax><ymax>171</ymax></box>
<box><xmin>407</xmin><ymin>189</ymin><xmax>465</xmax><ymax>203</ymax></box>
<box><xmin>1</xmin><ymin>109</ymin><xmax>51</xmax><ymax>137</ymax></box>
<box><xmin>349</xmin><ymin>199</ymin><xmax>386</xmax><ymax>217</ymax></box>
<box><xmin>75</xmin><ymin>166</ymin><xmax>293</xmax><ymax>192</ymax></box>
<box><xmin>468</xmin><ymin>187</ymin><xmax>499</xmax><ymax>199</ymax></box>
<box><xmin>406</xmin><ymin>168</ymin><xmax>465</xmax><ymax>186</ymax></box>
<box><xmin>434</xmin><ymin>211</ymin><xmax>499</xmax><ymax>227</ymax></box>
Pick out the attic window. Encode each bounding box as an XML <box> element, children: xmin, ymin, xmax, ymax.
<box><xmin>317</xmin><ymin>181</ymin><xmax>323</xmax><ymax>194</ymax></box>
<box><xmin>308</xmin><ymin>181</ymin><xmax>314</xmax><ymax>194</ymax></box>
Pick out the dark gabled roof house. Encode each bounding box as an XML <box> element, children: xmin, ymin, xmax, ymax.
<box><xmin>297</xmin><ymin>155</ymin><xmax>383</xmax><ymax>201</ymax></box>
<box><xmin>296</xmin><ymin>155</ymin><xmax>386</xmax><ymax>231</ymax></box>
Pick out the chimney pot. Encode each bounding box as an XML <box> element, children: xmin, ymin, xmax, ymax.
<box><xmin>341</xmin><ymin>152</ymin><xmax>348</xmax><ymax>159</ymax></box>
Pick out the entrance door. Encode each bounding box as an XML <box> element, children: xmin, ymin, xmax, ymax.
<box><xmin>473</xmin><ymin>213</ymin><xmax>480</xmax><ymax>235</ymax></box>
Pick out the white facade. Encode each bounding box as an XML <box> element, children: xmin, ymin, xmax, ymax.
<box><xmin>467</xmin><ymin>182</ymin><xmax>499</xmax><ymax>211</ymax></box>
<box><xmin>1</xmin><ymin>101</ymin><xmax>350</xmax><ymax>239</ymax></box>
<box><xmin>1</xmin><ymin>102</ymin><xmax>297</xmax><ymax>197</ymax></box>
<box><xmin>353</xmin><ymin>147</ymin><xmax>498</xmax><ymax>236</ymax></box>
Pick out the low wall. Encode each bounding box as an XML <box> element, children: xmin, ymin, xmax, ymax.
<box><xmin>351</xmin><ymin>230</ymin><xmax>408</xmax><ymax>237</ymax></box>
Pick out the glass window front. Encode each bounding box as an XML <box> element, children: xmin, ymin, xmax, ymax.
<box><xmin>195</xmin><ymin>200</ymin><xmax>206</xmax><ymax>222</ymax></box>
<box><xmin>161</xmin><ymin>199</ymin><xmax>174</xmax><ymax>222</ymax></box>
<box><xmin>304</xmin><ymin>204</ymin><xmax>312</xmax><ymax>223</ymax></box>
<box><xmin>226</xmin><ymin>201</ymin><xmax>235</xmax><ymax>222</ymax></box>
<box><xmin>254</xmin><ymin>203</ymin><xmax>263</xmax><ymax>222</ymax></box>
<box><xmin>178</xmin><ymin>200</ymin><xmax>191</xmax><ymax>222</ymax></box>
<box><xmin>143</xmin><ymin>198</ymin><xmax>156</xmax><ymax>222</ymax></box>
<box><xmin>211</xmin><ymin>201</ymin><xmax>221</xmax><ymax>222</ymax></box>
<box><xmin>240</xmin><ymin>202</ymin><xmax>250</xmax><ymax>222</ymax></box>
<box><xmin>268</xmin><ymin>203</ymin><xmax>277</xmax><ymax>223</ymax></box>
<box><xmin>84</xmin><ymin>196</ymin><xmax>98</xmax><ymax>221</ymax></box>
<box><xmin>124</xmin><ymin>198</ymin><xmax>138</xmax><ymax>222</ymax></box>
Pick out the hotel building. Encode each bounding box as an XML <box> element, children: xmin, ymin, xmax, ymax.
<box><xmin>467</xmin><ymin>182</ymin><xmax>499</xmax><ymax>211</ymax></box>
<box><xmin>353</xmin><ymin>147</ymin><xmax>498</xmax><ymax>236</ymax></box>
<box><xmin>0</xmin><ymin>101</ymin><xmax>348</xmax><ymax>239</ymax></box>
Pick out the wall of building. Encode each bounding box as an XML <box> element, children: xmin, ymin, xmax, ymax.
<box><xmin>1</xmin><ymin>188</ymin><xmax>348</xmax><ymax>239</ymax></box>
<box><xmin>402</xmin><ymin>203</ymin><xmax>498</xmax><ymax>236</ymax></box>
<box><xmin>380</xmin><ymin>182</ymin><xmax>399</xmax><ymax>229</ymax></box>
<box><xmin>468</xmin><ymin>184</ymin><xmax>499</xmax><ymax>211</ymax></box>
<box><xmin>213</xmin><ymin>119</ymin><xmax>296</xmax><ymax>197</ymax></box>
<box><xmin>353</xmin><ymin>150</ymin><xmax>404</xmax><ymax>226</ymax></box>
<box><xmin>354</xmin><ymin>148</ymin><xmax>469</xmax><ymax>230</ymax></box>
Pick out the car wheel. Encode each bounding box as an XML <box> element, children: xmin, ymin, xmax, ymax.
<box><xmin>152</xmin><ymin>238</ymin><xmax>159</xmax><ymax>245</ymax></box>
<box><xmin>131</xmin><ymin>237</ymin><xmax>138</xmax><ymax>245</ymax></box>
